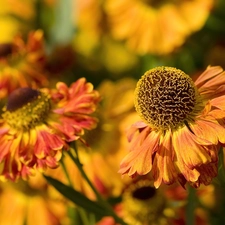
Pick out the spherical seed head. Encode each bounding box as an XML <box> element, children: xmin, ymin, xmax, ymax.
<box><xmin>134</xmin><ymin>67</ymin><xmax>198</xmax><ymax>131</ymax></box>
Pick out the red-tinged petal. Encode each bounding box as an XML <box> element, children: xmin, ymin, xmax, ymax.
<box><xmin>51</xmin><ymin>117</ymin><xmax>90</xmax><ymax>142</ymax></box>
<box><xmin>172</xmin><ymin>126</ymin><xmax>212</xmax><ymax>169</ymax></box>
<box><xmin>0</xmin><ymin>126</ymin><xmax>9</xmax><ymax>135</ymax></box>
<box><xmin>198</xmin><ymin>163</ymin><xmax>218</xmax><ymax>185</ymax></box>
<box><xmin>119</xmin><ymin>129</ymin><xmax>160</xmax><ymax>176</ymax></box>
<box><xmin>45</xmin><ymin>153</ymin><xmax>61</xmax><ymax>168</ymax></box>
<box><xmin>19</xmin><ymin>130</ymin><xmax>37</xmax><ymax>165</ymax></box>
<box><xmin>40</xmin><ymin>130</ymin><xmax>64</xmax><ymax>150</ymax></box>
<box><xmin>0</xmin><ymin>138</ymin><xmax>12</xmax><ymax>161</ymax></box>
<box><xmin>21</xmin><ymin>166</ymin><xmax>34</xmax><ymax>180</ymax></box>
<box><xmin>202</xmin><ymin>145</ymin><xmax>219</xmax><ymax>163</ymax></box>
<box><xmin>53</xmin><ymin>78</ymin><xmax>100</xmax><ymax>115</ymax></box>
<box><xmin>34</xmin><ymin>129</ymin><xmax>64</xmax><ymax>159</ymax></box>
<box><xmin>152</xmin><ymin>131</ymin><xmax>178</xmax><ymax>188</ymax></box>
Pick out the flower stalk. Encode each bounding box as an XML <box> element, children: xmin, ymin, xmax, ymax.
<box><xmin>67</xmin><ymin>146</ymin><xmax>128</xmax><ymax>225</ymax></box>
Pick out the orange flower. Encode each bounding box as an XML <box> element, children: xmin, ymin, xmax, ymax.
<box><xmin>0</xmin><ymin>78</ymin><xmax>100</xmax><ymax>181</ymax></box>
<box><xmin>105</xmin><ymin>0</ymin><xmax>214</xmax><ymax>55</ymax></box>
<box><xmin>119</xmin><ymin>66</ymin><xmax>225</xmax><ymax>188</ymax></box>
<box><xmin>0</xmin><ymin>30</ymin><xmax>48</xmax><ymax>99</ymax></box>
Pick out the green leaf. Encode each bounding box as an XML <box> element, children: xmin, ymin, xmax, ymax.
<box><xmin>44</xmin><ymin>175</ymin><xmax>109</xmax><ymax>218</ymax></box>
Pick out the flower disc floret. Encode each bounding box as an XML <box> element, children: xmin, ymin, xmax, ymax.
<box><xmin>134</xmin><ymin>67</ymin><xmax>199</xmax><ymax>131</ymax></box>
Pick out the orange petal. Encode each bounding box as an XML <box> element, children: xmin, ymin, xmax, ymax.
<box><xmin>210</xmin><ymin>95</ymin><xmax>225</xmax><ymax>110</ymax></box>
<box><xmin>195</xmin><ymin>66</ymin><xmax>224</xmax><ymax>88</ymax></box>
<box><xmin>191</xmin><ymin>118</ymin><xmax>225</xmax><ymax>144</ymax></box>
<box><xmin>152</xmin><ymin>131</ymin><xmax>178</xmax><ymax>188</ymax></box>
<box><xmin>119</xmin><ymin>130</ymin><xmax>160</xmax><ymax>176</ymax></box>
<box><xmin>172</xmin><ymin>126</ymin><xmax>211</xmax><ymax>169</ymax></box>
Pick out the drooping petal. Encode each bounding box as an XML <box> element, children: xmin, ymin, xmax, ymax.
<box><xmin>152</xmin><ymin>130</ymin><xmax>178</xmax><ymax>188</ymax></box>
<box><xmin>190</xmin><ymin>118</ymin><xmax>225</xmax><ymax>144</ymax></box>
<box><xmin>192</xmin><ymin>162</ymin><xmax>218</xmax><ymax>188</ymax></box>
<box><xmin>210</xmin><ymin>95</ymin><xmax>225</xmax><ymax>110</ymax></box>
<box><xmin>126</xmin><ymin>121</ymin><xmax>147</xmax><ymax>142</ymax></box>
<box><xmin>119</xmin><ymin>129</ymin><xmax>160</xmax><ymax>176</ymax></box>
<box><xmin>172</xmin><ymin>126</ymin><xmax>212</xmax><ymax>170</ymax></box>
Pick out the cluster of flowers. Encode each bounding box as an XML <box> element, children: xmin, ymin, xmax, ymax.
<box><xmin>0</xmin><ymin>0</ymin><xmax>224</xmax><ymax>224</ymax></box>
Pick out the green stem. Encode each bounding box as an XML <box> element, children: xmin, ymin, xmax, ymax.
<box><xmin>61</xmin><ymin>157</ymin><xmax>73</xmax><ymax>186</ymax></box>
<box><xmin>61</xmin><ymin>155</ymin><xmax>94</xmax><ymax>225</ymax></box>
<box><xmin>67</xmin><ymin>149</ymin><xmax>128</xmax><ymax>225</ymax></box>
<box><xmin>186</xmin><ymin>185</ymin><xmax>196</xmax><ymax>225</ymax></box>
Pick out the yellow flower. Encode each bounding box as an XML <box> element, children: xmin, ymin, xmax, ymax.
<box><xmin>73</xmin><ymin>1</ymin><xmax>138</xmax><ymax>74</ymax></box>
<box><xmin>105</xmin><ymin>0</ymin><xmax>214</xmax><ymax>55</ymax></box>
<box><xmin>73</xmin><ymin>0</ymin><xmax>103</xmax><ymax>56</ymax></box>
<box><xmin>119</xmin><ymin>66</ymin><xmax>225</xmax><ymax>188</ymax></box>
<box><xmin>97</xmin><ymin>177</ymin><xmax>211</xmax><ymax>225</ymax></box>
<box><xmin>0</xmin><ymin>174</ymin><xmax>69</xmax><ymax>225</ymax></box>
<box><xmin>120</xmin><ymin>179</ymin><xmax>180</xmax><ymax>225</ymax></box>
<box><xmin>0</xmin><ymin>78</ymin><xmax>100</xmax><ymax>181</ymax></box>
<box><xmin>0</xmin><ymin>30</ymin><xmax>48</xmax><ymax>99</ymax></box>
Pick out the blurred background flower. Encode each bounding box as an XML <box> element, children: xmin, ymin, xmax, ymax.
<box><xmin>0</xmin><ymin>0</ymin><xmax>35</xmax><ymax>43</ymax></box>
<box><xmin>0</xmin><ymin>30</ymin><xmax>48</xmax><ymax>99</ymax></box>
<box><xmin>0</xmin><ymin>173</ymin><xmax>69</xmax><ymax>225</ymax></box>
<box><xmin>104</xmin><ymin>0</ymin><xmax>214</xmax><ymax>55</ymax></box>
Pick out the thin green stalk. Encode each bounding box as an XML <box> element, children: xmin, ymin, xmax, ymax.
<box><xmin>61</xmin><ymin>154</ymin><xmax>94</xmax><ymax>225</ymax></box>
<box><xmin>61</xmin><ymin>157</ymin><xmax>73</xmax><ymax>186</ymax></box>
<box><xmin>67</xmin><ymin>149</ymin><xmax>128</xmax><ymax>225</ymax></box>
<box><xmin>77</xmin><ymin>208</ymin><xmax>91</xmax><ymax>225</ymax></box>
<box><xmin>186</xmin><ymin>185</ymin><xmax>196</xmax><ymax>225</ymax></box>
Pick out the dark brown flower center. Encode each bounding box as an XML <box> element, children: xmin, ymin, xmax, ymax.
<box><xmin>7</xmin><ymin>88</ymin><xmax>40</xmax><ymax>112</ymax></box>
<box><xmin>3</xmin><ymin>87</ymin><xmax>51</xmax><ymax>130</ymax></box>
<box><xmin>0</xmin><ymin>43</ymin><xmax>13</xmax><ymax>58</ymax></box>
<box><xmin>132</xmin><ymin>186</ymin><xmax>156</xmax><ymax>200</ymax></box>
<box><xmin>142</xmin><ymin>0</ymin><xmax>179</xmax><ymax>8</ymax></box>
<box><xmin>134</xmin><ymin>67</ymin><xmax>197</xmax><ymax>130</ymax></box>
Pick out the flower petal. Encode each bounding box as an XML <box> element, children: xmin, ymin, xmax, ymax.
<box><xmin>119</xmin><ymin>129</ymin><xmax>160</xmax><ymax>176</ymax></box>
<box><xmin>152</xmin><ymin>131</ymin><xmax>177</xmax><ymax>188</ymax></box>
<box><xmin>172</xmin><ymin>126</ymin><xmax>212</xmax><ymax>169</ymax></box>
<box><xmin>195</xmin><ymin>66</ymin><xmax>224</xmax><ymax>88</ymax></box>
<box><xmin>210</xmin><ymin>95</ymin><xmax>225</xmax><ymax>110</ymax></box>
<box><xmin>191</xmin><ymin>118</ymin><xmax>225</xmax><ymax>144</ymax></box>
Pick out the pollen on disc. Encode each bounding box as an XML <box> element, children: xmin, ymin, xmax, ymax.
<box><xmin>134</xmin><ymin>67</ymin><xmax>197</xmax><ymax>130</ymax></box>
